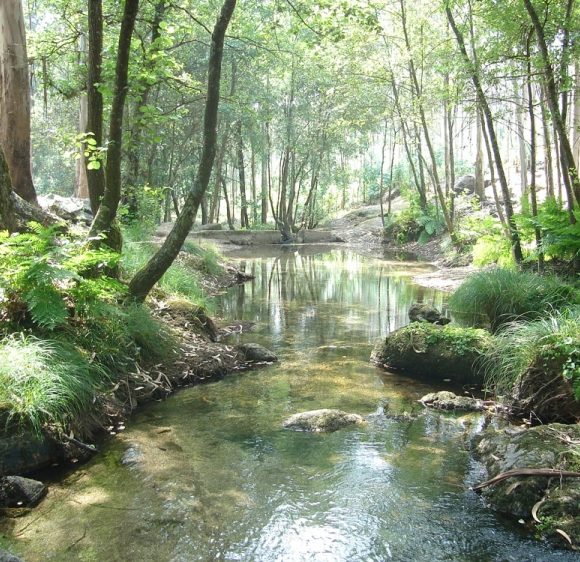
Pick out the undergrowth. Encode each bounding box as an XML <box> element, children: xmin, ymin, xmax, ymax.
<box><xmin>482</xmin><ymin>308</ymin><xmax>580</xmax><ymax>400</ymax></box>
<box><xmin>449</xmin><ymin>268</ymin><xmax>578</xmax><ymax>331</ymax></box>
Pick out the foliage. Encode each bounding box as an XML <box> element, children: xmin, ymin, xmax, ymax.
<box><xmin>384</xmin><ymin>202</ymin><xmax>445</xmax><ymax>244</ymax></box>
<box><xmin>482</xmin><ymin>308</ymin><xmax>580</xmax><ymax>400</ymax></box>
<box><xmin>0</xmin><ymin>224</ymin><xmax>124</xmax><ymax>331</ymax></box>
<box><xmin>450</xmin><ymin>268</ymin><xmax>578</xmax><ymax>331</ymax></box>
<box><xmin>181</xmin><ymin>241</ymin><xmax>223</xmax><ymax>276</ymax></box>
<box><xmin>0</xmin><ymin>335</ymin><xmax>111</xmax><ymax>435</ymax></box>
<box><xmin>517</xmin><ymin>198</ymin><xmax>580</xmax><ymax>262</ymax></box>
<box><xmin>459</xmin><ymin>215</ymin><xmax>514</xmax><ymax>267</ymax></box>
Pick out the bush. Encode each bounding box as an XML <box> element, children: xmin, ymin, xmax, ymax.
<box><xmin>383</xmin><ymin>203</ymin><xmax>445</xmax><ymax>244</ymax></box>
<box><xmin>482</xmin><ymin>308</ymin><xmax>580</xmax><ymax>399</ymax></box>
<box><xmin>449</xmin><ymin>268</ymin><xmax>578</xmax><ymax>331</ymax></box>
<box><xmin>0</xmin><ymin>335</ymin><xmax>111</xmax><ymax>435</ymax></box>
<box><xmin>0</xmin><ymin>224</ymin><xmax>124</xmax><ymax>332</ymax></box>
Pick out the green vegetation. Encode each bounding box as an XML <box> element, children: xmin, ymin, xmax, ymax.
<box><xmin>482</xmin><ymin>308</ymin><xmax>580</xmax><ymax>400</ymax></box>
<box><xmin>0</xmin><ymin>224</ymin><xmax>222</xmax><ymax>438</ymax></box>
<box><xmin>0</xmin><ymin>336</ymin><xmax>110</xmax><ymax>436</ymax></box>
<box><xmin>383</xmin><ymin>203</ymin><xmax>446</xmax><ymax>245</ymax></box>
<box><xmin>449</xmin><ymin>268</ymin><xmax>578</xmax><ymax>332</ymax></box>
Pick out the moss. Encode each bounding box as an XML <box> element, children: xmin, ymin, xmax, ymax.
<box><xmin>372</xmin><ymin>323</ymin><xmax>492</xmax><ymax>384</ymax></box>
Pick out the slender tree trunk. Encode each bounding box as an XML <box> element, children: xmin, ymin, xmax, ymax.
<box><xmin>89</xmin><ymin>0</ymin><xmax>140</xmax><ymax>249</ymax></box>
<box><xmin>222</xmin><ymin>173</ymin><xmax>234</xmax><ymax>230</ymax></box>
<box><xmin>387</xmin><ymin>130</ymin><xmax>397</xmax><ymax>215</ymax></box>
<box><xmin>526</xmin><ymin>34</ymin><xmax>543</xmax><ymax>270</ymax></box>
<box><xmin>128</xmin><ymin>0</ymin><xmax>236</xmax><ymax>301</ymax></box>
<box><xmin>572</xmin><ymin>60</ymin><xmax>580</xmax><ymax>170</ymax></box>
<box><xmin>447</xmin><ymin>6</ymin><xmax>523</xmax><ymax>262</ymax></box>
<box><xmin>540</xmin><ymin>86</ymin><xmax>555</xmax><ymax>198</ymax></box>
<box><xmin>261</xmin><ymin>123</ymin><xmax>269</xmax><ymax>224</ymax></box>
<box><xmin>210</xmin><ymin>128</ymin><xmax>228</xmax><ymax>222</ymax></box>
<box><xmin>379</xmin><ymin>120</ymin><xmax>388</xmax><ymax>227</ymax></box>
<box><xmin>250</xmin><ymin>141</ymin><xmax>257</xmax><ymax>225</ymax></box>
<box><xmin>0</xmin><ymin>0</ymin><xmax>37</xmax><ymax>203</ymax></box>
<box><xmin>475</xmin><ymin>108</ymin><xmax>485</xmax><ymax>200</ymax></box>
<box><xmin>86</xmin><ymin>0</ymin><xmax>106</xmax><ymax>214</ymax></box>
<box><xmin>480</xmin><ymin>107</ymin><xmax>507</xmax><ymax>230</ymax></box>
<box><xmin>524</xmin><ymin>0</ymin><xmax>580</xmax><ymax>213</ymax></box>
<box><xmin>75</xmin><ymin>31</ymin><xmax>90</xmax><ymax>199</ymax></box>
<box><xmin>236</xmin><ymin>120</ymin><xmax>249</xmax><ymax>228</ymax></box>
<box><xmin>515</xmin><ymin>81</ymin><xmax>528</xmax><ymax>210</ymax></box>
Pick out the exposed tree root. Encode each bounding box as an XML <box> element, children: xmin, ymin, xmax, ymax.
<box><xmin>472</xmin><ymin>468</ymin><xmax>580</xmax><ymax>492</ymax></box>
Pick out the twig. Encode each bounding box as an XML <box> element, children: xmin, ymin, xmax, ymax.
<box><xmin>472</xmin><ymin>468</ymin><xmax>580</xmax><ymax>492</ymax></box>
<box><xmin>61</xmin><ymin>435</ymin><xmax>98</xmax><ymax>454</ymax></box>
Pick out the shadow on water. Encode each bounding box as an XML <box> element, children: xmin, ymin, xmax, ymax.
<box><xmin>1</xmin><ymin>247</ymin><xmax>575</xmax><ymax>561</ymax></box>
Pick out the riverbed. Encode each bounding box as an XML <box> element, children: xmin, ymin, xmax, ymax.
<box><xmin>1</xmin><ymin>247</ymin><xmax>574</xmax><ymax>561</ymax></box>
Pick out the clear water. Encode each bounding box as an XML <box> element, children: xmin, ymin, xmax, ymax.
<box><xmin>1</xmin><ymin>247</ymin><xmax>575</xmax><ymax>561</ymax></box>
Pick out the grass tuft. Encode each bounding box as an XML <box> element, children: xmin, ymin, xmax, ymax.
<box><xmin>0</xmin><ymin>335</ymin><xmax>111</xmax><ymax>435</ymax></box>
<box><xmin>481</xmin><ymin>307</ymin><xmax>580</xmax><ymax>399</ymax></box>
<box><xmin>449</xmin><ymin>268</ymin><xmax>578</xmax><ymax>331</ymax></box>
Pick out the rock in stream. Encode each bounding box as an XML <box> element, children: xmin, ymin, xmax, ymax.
<box><xmin>283</xmin><ymin>409</ymin><xmax>365</xmax><ymax>432</ymax></box>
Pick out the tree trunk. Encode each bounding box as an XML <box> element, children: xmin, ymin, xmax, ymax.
<box><xmin>236</xmin><ymin>120</ymin><xmax>249</xmax><ymax>228</ymax></box>
<box><xmin>128</xmin><ymin>0</ymin><xmax>236</xmax><ymax>301</ymax></box>
<box><xmin>524</xmin><ymin>0</ymin><xmax>580</xmax><ymax>213</ymax></box>
<box><xmin>261</xmin><ymin>123</ymin><xmax>269</xmax><ymax>224</ymax></box>
<box><xmin>515</xmin><ymin>81</ymin><xmax>528</xmax><ymax>210</ymax></box>
<box><xmin>75</xmin><ymin>31</ymin><xmax>90</xmax><ymax>199</ymax></box>
<box><xmin>0</xmin><ymin>148</ymin><xmax>17</xmax><ymax>233</ymax></box>
<box><xmin>526</xmin><ymin>34</ymin><xmax>543</xmax><ymax>270</ymax></box>
<box><xmin>475</xmin><ymin>108</ymin><xmax>485</xmax><ymax>200</ymax></box>
<box><xmin>86</xmin><ymin>0</ymin><xmax>106</xmax><ymax>214</ymax></box>
<box><xmin>89</xmin><ymin>0</ymin><xmax>140</xmax><ymax>249</ymax></box>
<box><xmin>572</xmin><ymin>60</ymin><xmax>580</xmax><ymax>170</ymax></box>
<box><xmin>0</xmin><ymin>0</ymin><xmax>37</xmax><ymax>204</ymax></box>
<box><xmin>379</xmin><ymin>120</ymin><xmax>387</xmax><ymax>227</ymax></box>
<box><xmin>540</xmin><ymin>86</ymin><xmax>555</xmax><ymax>198</ymax></box>
<box><xmin>447</xmin><ymin>6</ymin><xmax>523</xmax><ymax>263</ymax></box>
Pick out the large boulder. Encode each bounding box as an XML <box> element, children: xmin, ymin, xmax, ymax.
<box><xmin>38</xmin><ymin>195</ymin><xmax>92</xmax><ymax>224</ymax></box>
<box><xmin>371</xmin><ymin>323</ymin><xmax>492</xmax><ymax>384</ymax></box>
<box><xmin>408</xmin><ymin>303</ymin><xmax>450</xmax><ymax>325</ymax></box>
<box><xmin>238</xmin><ymin>343</ymin><xmax>278</xmax><ymax>363</ymax></box>
<box><xmin>283</xmin><ymin>409</ymin><xmax>365</xmax><ymax>432</ymax></box>
<box><xmin>0</xmin><ymin>476</ymin><xmax>47</xmax><ymax>508</ymax></box>
<box><xmin>0</xmin><ymin>432</ymin><xmax>61</xmax><ymax>477</ymax></box>
<box><xmin>420</xmin><ymin>391</ymin><xmax>484</xmax><ymax>412</ymax></box>
<box><xmin>452</xmin><ymin>175</ymin><xmax>476</xmax><ymax>196</ymax></box>
<box><xmin>473</xmin><ymin>424</ymin><xmax>580</xmax><ymax>546</ymax></box>
<box><xmin>0</xmin><ymin>550</ymin><xmax>24</xmax><ymax>562</ymax></box>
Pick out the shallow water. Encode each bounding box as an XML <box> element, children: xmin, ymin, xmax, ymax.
<box><xmin>1</xmin><ymin>247</ymin><xmax>575</xmax><ymax>561</ymax></box>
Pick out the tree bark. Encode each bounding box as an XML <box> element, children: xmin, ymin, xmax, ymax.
<box><xmin>128</xmin><ymin>0</ymin><xmax>236</xmax><ymax>301</ymax></box>
<box><xmin>0</xmin><ymin>0</ymin><xmax>37</xmax><ymax>204</ymax></box>
<box><xmin>86</xmin><ymin>0</ymin><xmax>106</xmax><ymax>214</ymax></box>
<box><xmin>89</xmin><ymin>0</ymin><xmax>140</xmax><ymax>249</ymax></box>
<box><xmin>236</xmin><ymin>120</ymin><xmax>249</xmax><ymax>228</ymax></box>
<box><xmin>0</xmin><ymin>148</ymin><xmax>17</xmax><ymax>233</ymax></box>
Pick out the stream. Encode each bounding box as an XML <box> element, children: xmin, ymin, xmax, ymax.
<box><xmin>1</xmin><ymin>246</ymin><xmax>576</xmax><ymax>561</ymax></box>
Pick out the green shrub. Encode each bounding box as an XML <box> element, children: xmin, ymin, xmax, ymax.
<box><xmin>182</xmin><ymin>241</ymin><xmax>222</xmax><ymax>276</ymax></box>
<box><xmin>0</xmin><ymin>224</ymin><xmax>124</xmax><ymax>331</ymax></box>
<box><xmin>383</xmin><ymin>203</ymin><xmax>445</xmax><ymax>244</ymax></box>
<box><xmin>0</xmin><ymin>335</ymin><xmax>111</xmax><ymax>435</ymax></box>
<box><xmin>449</xmin><ymin>268</ymin><xmax>577</xmax><ymax>331</ymax></box>
<box><xmin>482</xmin><ymin>308</ymin><xmax>580</xmax><ymax>399</ymax></box>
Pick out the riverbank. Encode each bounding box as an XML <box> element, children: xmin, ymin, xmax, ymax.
<box><xmin>0</xmin><ymin>246</ymin><xmax>276</xmax><ymax>480</ymax></box>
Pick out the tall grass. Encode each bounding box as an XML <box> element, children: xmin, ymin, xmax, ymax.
<box><xmin>449</xmin><ymin>268</ymin><xmax>578</xmax><ymax>331</ymax></box>
<box><xmin>0</xmin><ymin>336</ymin><xmax>111</xmax><ymax>435</ymax></box>
<box><xmin>481</xmin><ymin>307</ymin><xmax>580</xmax><ymax>399</ymax></box>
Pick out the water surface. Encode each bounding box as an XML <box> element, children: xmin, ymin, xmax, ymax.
<box><xmin>1</xmin><ymin>247</ymin><xmax>573</xmax><ymax>561</ymax></box>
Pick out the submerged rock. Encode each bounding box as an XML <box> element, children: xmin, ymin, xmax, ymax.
<box><xmin>473</xmin><ymin>424</ymin><xmax>580</xmax><ymax>546</ymax></box>
<box><xmin>420</xmin><ymin>391</ymin><xmax>484</xmax><ymax>412</ymax></box>
<box><xmin>371</xmin><ymin>323</ymin><xmax>491</xmax><ymax>384</ymax></box>
<box><xmin>0</xmin><ymin>550</ymin><xmax>24</xmax><ymax>562</ymax></box>
<box><xmin>0</xmin><ymin>476</ymin><xmax>47</xmax><ymax>508</ymax></box>
<box><xmin>121</xmin><ymin>445</ymin><xmax>144</xmax><ymax>468</ymax></box>
<box><xmin>238</xmin><ymin>343</ymin><xmax>278</xmax><ymax>363</ymax></box>
<box><xmin>283</xmin><ymin>409</ymin><xmax>365</xmax><ymax>432</ymax></box>
<box><xmin>408</xmin><ymin>303</ymin><xmax>450</xmax><ymax>325</ymax></box>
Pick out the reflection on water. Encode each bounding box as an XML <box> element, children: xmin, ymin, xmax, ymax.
<box><xmin>1</xmin><ymin>248</ymin><xmax>574</xmax><ymax>562</ymax></box>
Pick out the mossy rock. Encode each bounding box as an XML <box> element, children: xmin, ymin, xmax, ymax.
<box><xmin>163</xmin><ymin>298</ymin><xmax>219</xmax><ymax>341</ymax></box>
<box><xmin>371</xmin><ymin>323</ymin><xmax>492</xmax><ymax>384</ymax></box>
<box><xmin>473</xmin><ymin>424</ymin><xmax>580</xmax><ymax>545</ymax></box>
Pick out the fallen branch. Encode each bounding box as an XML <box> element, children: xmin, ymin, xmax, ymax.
<box><xmin>61</xmin><ymin>435</ymin><xmax>98</xmax><ymax>454</ymax></box>
<box><xmin>472</xmin><ymin>468</ymin><xmax>580</xmax><ymax>492</ymax></box>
